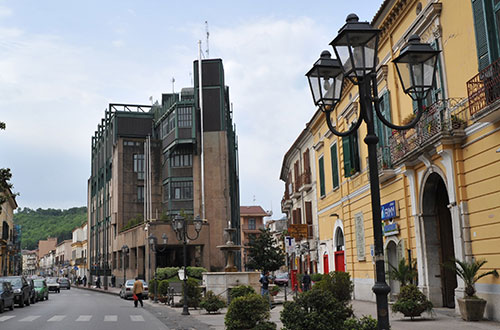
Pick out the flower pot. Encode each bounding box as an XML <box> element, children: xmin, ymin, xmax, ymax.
<box><xmin>458</xmin><ymin>298</ymin><xmax>487</xmax><ymax>321</ymax></box>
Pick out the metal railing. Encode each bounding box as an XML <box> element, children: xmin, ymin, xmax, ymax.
<box><xmin>300</xmin><ymin>171</ymin><xmax>312</xmax><ymax>186</ymax></box>
<box><xmin>377</xmin><ymin>146</ymin><xmax>392</xmax><ymax>171</ymax></box>
<box><xmin>389</xmin><ymin>98</ymin><xmax>468</xmax><ymax>164</ymax></box>
<box><xmin>467</xmin><ymin>57</ymin><xmax>500</xmax><ymax>117</ymax></box>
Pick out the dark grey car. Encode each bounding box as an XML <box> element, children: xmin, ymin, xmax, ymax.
<box><xmin>0</xmin><ymin>276</ymin><xmax>31</xmax><ymax>307</ymax></box>
<box><xmin>0</xmin><ymin>281</ymin><xmax>15</xmax><ymax>313</ymax></box>
<box><xmin>57</xmin><ymin>277</ymin><xmax>71</xmax><ymax>290</ymax></box>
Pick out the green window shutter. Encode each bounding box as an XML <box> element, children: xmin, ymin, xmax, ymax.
<box><xmin>342</xmin><ymin>136</ymin><xmax>352</xmax><ymax>177</ymax></box>
<box><xmin>351</xmin><ymin>132</ymin><xmax>360</xmax><ymax>172</ymax></box>
<box><xmin>319</xmin><ymin>157</ymin><xmax>325</xmax><ymax>196</ymax></box>
<box><xmin>381</xmin><ymin>91</ymin><xmax>392</xmax><ymax>147</ymax></box>
<box><xmin>330</xmin><ymin>143</ymin><xmax>339</xmax><ymax>189</ymax></box>
<box><xmin>472</xmin><ymin>0</ymin><xmax>491</xmax><ymax>70</ymax></box>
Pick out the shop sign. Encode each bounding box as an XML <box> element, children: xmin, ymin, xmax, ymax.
<box><xmin>381</xmin><ymin>200</ymin><xmax>399</xmax><ymax>220</ymax></box>
<box><xmin>288</xmin><ymin>224</ymin><xmax>308</xmax><ymax>240</ymax></box>
<box><xmin>383</xmin><ymin>222</ymin><xmax>399</xmax><ymax>236</ymax></box>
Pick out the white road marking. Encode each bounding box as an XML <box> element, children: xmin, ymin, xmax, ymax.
<box><xmin>47</xmin><ymin>315</ymin><xmax>66</xmax><ymax>322</ymax></box>
<box><xmin>20</xmin><ymin>315</ymin><xmax>41</xmax><ymax>322</ymax></box>
<box><xmin>104</xmin><ymin>315</ymin><xmax>117</xmax><ymax>322</ymax></box>
<box><xmin>130</xmin><ymin>315</ymin><xmax>144</xmax><ymax>322</ymax></box>
<box><xmin>76</xmin><ymin>315</ymin><xmax>92</xmax><ymax>321</ymax></box>
<box><xmin>0</xmin><ymin>316</ymin><xmax>15</xmax><ymax>322</ymax></box>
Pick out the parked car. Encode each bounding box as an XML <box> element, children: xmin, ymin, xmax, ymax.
<box><xmin>273</xmin><ymin>273</ymin><xmax>289</xmax><ymax>286</ymax></box>
<box><xmin>33</xmin><ymin>279</ymin><xmax>49</xmax><ymax>301</ymax></box>
<box><xmin>119</xmin><ymin>279</ymin><xmax>148</xmax><ymax>299</ymax></box>
<box><xmin>0</xmin><ymin>276</ymin><xmax>31</xmax><ymax>307</ymax></box>
<box><xmin>27</xmin><ymin>279</ymin><xmax>37</xmax><ymax>304</ymax></box>
<box><xmin>0</xmin><ymin>281</ymin><xmax>15</xmax><ymax>313</ymax></box>
<box><xmin>46</xmin><ymin>277</ymin><xmax>60</xmax><ymax>293</ymax></box>
<box><xmin>57</xmin><ymin>277</ymin><xmax>71</xmax><ymax>290</ymax></box>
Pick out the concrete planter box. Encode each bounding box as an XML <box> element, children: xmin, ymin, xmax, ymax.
<box><xmin>458</xmin><ymin>298</ymin><xmax>487</xmax><ymax>321</ymax></box>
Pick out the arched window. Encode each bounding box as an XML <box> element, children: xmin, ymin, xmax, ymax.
<box><xmin>334</xmin><ymin>227</ymin><xmax>344</xmax><ymax>251</ymax></box>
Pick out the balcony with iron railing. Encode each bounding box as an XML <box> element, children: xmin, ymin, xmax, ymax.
<box><xmin>467</xmin><ymin>57</ymin><xmax>500</xmax><ymax>122</ymax></box>
<box><xmin>377</xmin><ymin>146</ymin><xmax>396</xmax><ymax>182</ymax></box>
<box><xmin>281</xmin><ymin>189</ymin><xmax>292</xmax><ymax>213</ymax></box>
<box><xmin>299</xmin><ymin>171</ymin><xmax>312</xmax><ymax>192</ymax></box>
<box><xmin>389</xmin><ymin>98</ymin><xmax>468</xmax><ymax>165</ymax></box>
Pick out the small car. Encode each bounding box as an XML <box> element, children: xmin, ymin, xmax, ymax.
<box><xmin>119</xmin><ymin>279</ymin><xmax>148</xmax><ymax>299</ymax></box>
<box><xmin>33</xmin><ymin>279</ymin><xmax>49</xmax><ymax>301</ymax></box>
<box><xmin>57</xmin><ymin>277</ymin><xmax>71</xmax><ymax>290</ymax></box>
<box><xmin>46</xmin><ymin>277</ymin><xmax>60</xmax><ymax>293</ymax></box>
<box><xmin>273</xmin><ymin>273</ymin><xmax>289</xmax><ymax>286</ymax></box>
<box><xmin>0</xmin><ymin>276</ymin><xmax>31</xmax><ymax>307</ymax></box>
<box><xmin>27</xmin><ymin>279</ymin><xmax>37</xmax><ymax>304</ymax></box>
<box><xmin>0</xmin><ymin>281</ymin><xmax>15</xmax><ymax>313</ymax></box>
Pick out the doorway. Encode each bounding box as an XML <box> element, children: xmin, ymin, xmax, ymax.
<box><xmin>386</xmin><ymin>240</ymin><xmax>400</xmax><ymax>300</ymax></box>
<box><xmin>422</xmin><ymin>172</ymin><xmax>457</xmax><ymax>308</ymax></box>
<box><xmin>334</xmin><ymin>227</ymin><xmax>345</xmax><ymax>272</ymax></box>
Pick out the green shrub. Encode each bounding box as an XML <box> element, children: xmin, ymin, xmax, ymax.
<box><xmin>225</xmin><ymin>294</ymin><xmax>271</xmax><ymax>330</ymax></box>
<box><xmin>310</xmin><ymin>273</ymin><xmax>324</xmax><ymax>282</ymax></box>
<box><xmin>252</xmin><ymin>321</ymin><xmax>277</xmax><ymax>330</ymax></box>
<box><xmin>148</xmin><ymin>279</ymin><xmax>158</xmax><ymax>295</ymax></box>
<box><xmin>313</xmin><ymin>271</ymin><xmax>353</xmax><ymax>304</ymax></box>
<box><xmin>156</xmin><ymin>267</ymin><xmax>180</xmax><ymax>280</ymax></box>
<box><xmin>280</xmin><ymin>289</ymin><xmax>353</xmax><ymax>330</ymax></box>
<box><xmin>343</xmin><ymin>316</ymin><xmax>378</xmax><ymax>330</ymax></box>
<box><xmin>200</xmin><ymin>290</ymin><xmax>226</xmax><ymax>314</ymax></box>
<box><xmin>181</xmin><ymin>277</ymin><xmax>202</xmax><ymax>308</ymax></box>
<box><xmin>186</xmin><ymin>266</ymin><xmax>208</xmax><ymax>279</ymax></box>
<box><xmin>391</xmin><ymin>284</ymin><xmax>433</xmax><ymax>319</ymax></box>
<box><xmin>158</xmin><ymin>280</ymin><xmax>169</xmax><ymax>296</ymax></box>
<box><xmin>230</xmin><ymin>285</ymin><xmax>256</xmax><ymax>300</ymax></box>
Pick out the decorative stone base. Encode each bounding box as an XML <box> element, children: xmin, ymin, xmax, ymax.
<box><xmin>458</xmin><ymin>298</ymin><xmax>487</xmax><ymax>321</ymax></box>
<box><xmin>202</xmin><ymin>271</ymin><xmax>261</xmax><ymax>302</ymax></box>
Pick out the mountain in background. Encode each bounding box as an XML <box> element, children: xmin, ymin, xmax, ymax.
<box><xmin>14</xmin><ymin>207</ymin><xmax>87</xmax><ymax>250</ymax></box>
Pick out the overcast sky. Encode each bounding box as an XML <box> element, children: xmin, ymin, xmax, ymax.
<box><xmin>0</xmin><ymin>0</ymin><xmax>382</xmax><ymax>216</ymax></box>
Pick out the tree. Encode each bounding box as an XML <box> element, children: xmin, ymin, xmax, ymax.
<box><xmin>0</xmin><ymin>122</ymin><xmax>16</xmax><ymax>211</ymax></box>
<box><xmin>245</xmin><ymin>228</ymin><xmax>285</xmax><ymax>273</ymax></box>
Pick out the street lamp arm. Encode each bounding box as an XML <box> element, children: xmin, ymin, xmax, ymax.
<box><xmin>371</xmin><ymin>76</ymin><xmax>424</xmax><ymax>130</ymax></box>
<box><xmin>324</xmin><ymin>109</ymin><xmax>364</xmax><ymax>137</ymax></box>
<box><xmin>185</xmin><ymin>229</ymin><xmax>201</xmax><ymax>242</ymax></box>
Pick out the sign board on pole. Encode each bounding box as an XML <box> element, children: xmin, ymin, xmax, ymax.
<box><xmin>288</xmin><ymin>224</ymin><xmax>308</xmax><ymax>240</ymax></box>
<box><xmin>285</xmin><ymin>236</ymin><xmax>295</xmax><ymax>255</ymax></box>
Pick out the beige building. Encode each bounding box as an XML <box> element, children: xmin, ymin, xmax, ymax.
<box><xmin>71</xmin><ymin>223</ymin><xmax>87</xmax><ymax>278</ymax></box>
<box><xmin>55</xmin><ymin>239</ymin><xmax>72</xmax><ymax>276</ymax></box>
<box><xmin>22</xmin><ymin>250</ymin><xmax>37</xmax><ymax>276</ymax></box>
<box><xmin>38</xmin><ymin>237</ymin><xmax>57</xmax><ymax>260</ymax></box>
<box><xmin>1</xmin><ymin>186</ymin><xmax>17</xmax><ymax>276</ymax></box>
<box><xmin>240</xmin><ymin>206</ymin><xmax>269</xmax><ymax>269</ymax></box>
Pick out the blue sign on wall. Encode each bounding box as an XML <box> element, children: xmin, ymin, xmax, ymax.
<box><xmin>381</xmin><ymin>201</ymin><xmax>398</xmax><ymax>220</ymax></box>
<box><xmin>383</xmin><ymin>222</ymin><xmax>399</xmax><ymax>236</ymax></box>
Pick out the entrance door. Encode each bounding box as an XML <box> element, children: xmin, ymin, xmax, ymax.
<box><xmin>323</xmin><ymin>253</ymin><xmax>329</xmax><ymax>273</ymax></box>
<box><xmin>386</xmin><ymin>241</ymin><xmax>400</xmax><ymax>300</ymax></box>
<box><xmin>422</xmin><ymin>173</ymin><xmax>457</xmax><ymax>308</ymax></box>
<box><xmin>334</xmin><ymin>251</ymin><xmax>345</xmax><ymax>272</ymax></box>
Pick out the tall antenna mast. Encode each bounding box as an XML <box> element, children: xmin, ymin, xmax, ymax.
<box><xmin>205</xmin><ymin>21</ymin><xmax>210</xmax><ymax>58</ymax></box>
<box><xmin>171</xmin><ymin>77</ymin><xmax>175</xmax><ymax>93</ymax></box>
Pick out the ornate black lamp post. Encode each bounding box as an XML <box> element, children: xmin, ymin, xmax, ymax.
<box><xmin>171</xmin><ymin>214</ymin><xmax>203</xmax><ymax>315</ymax></box>
<box><xmin>148</xmin><ymin>233</ymin><xmax>168</xmax><ymax>303</ymax></box>
<box><xmin>306</xmin><ymin>14</ymin><xmax>439</xmax><ymax>330</ymax></box>
<box><xmin>121</xmin><ymin>245</ymin><xmax>129</xmax><ymax>289</ymax></box>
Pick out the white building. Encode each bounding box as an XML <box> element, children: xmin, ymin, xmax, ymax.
<box><xmin>71</xmin><ymin>223</ymin><xmax>87</xmax><ymax>278</ymax></box>
<box><xmin>22</xmin><ymin>250</ymin><xmax>37</xmax><ymax>276</ymax></box>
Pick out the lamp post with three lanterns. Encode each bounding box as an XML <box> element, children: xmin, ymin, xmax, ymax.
<box><xmin>306</xmin><ymin>14</ymin><xmax>440</xmax><ymax>330</ymax></box>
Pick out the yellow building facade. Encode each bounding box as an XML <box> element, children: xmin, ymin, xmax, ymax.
<box><xmin>306</xmin><ymin>0</ymin><xmax>500</xmax><ymax>321</ymax></box>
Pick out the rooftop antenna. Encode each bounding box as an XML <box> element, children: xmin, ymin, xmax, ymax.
<box><xmin>171</xmin><ymin>77</ymin><xmax>175</xmax><ymax>93</ymax></box>
<box><xmin>189</xmin><ymin>72</ymin><xmax>193</xmax><ymax>86</ymax></box>
<box><xmin>205</xmin><ymin>20</ymin><xmax>209</xmax><ymax>58</ymax></box>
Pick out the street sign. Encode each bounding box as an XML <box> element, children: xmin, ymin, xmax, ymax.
<box><xmin>288</xmin><ymin>224</ymin><xmax>308</xmax><ymax>240</ymax></box>
<box><xmin>285</xmin><ymin>236</ymin><xmax>296</xmax><ymax>255</ymax></box>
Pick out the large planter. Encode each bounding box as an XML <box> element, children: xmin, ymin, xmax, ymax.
<box><xmin>458</xmin><ymin>298</ymin><xmax>487</xmax><ymax>321</ymax></box>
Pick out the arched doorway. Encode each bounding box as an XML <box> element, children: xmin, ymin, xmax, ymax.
<box><xmin>386</xmin><ymin>240</ymin><xmax>400</xmax><ymax>300</ymax></box>
<box><xmin>422</xmin><ymin>172</ymin><xmax>457</xmax><ymax>308</ymax></box>
<box><xmin>334</xmin><ymin>227</ymin><xmax>345</xmax><ymax>272</ymax></box>
<box><xmin>323</xmin><ymin>252</ymin><xmax>329</xmax><ymax>273</ymax></box>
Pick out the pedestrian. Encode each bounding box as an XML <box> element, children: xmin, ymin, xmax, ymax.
<box><xmin>111</xmin><ymin>274</ymin><xmax>116</xmax><ymax>288</ymax></box>
<box><xmin>82</xmin><ymin>275</ymin><xmax>87</xmax><ymax>287</ymax></box>
<box><xmin>302</xmin><ymin>271</ymin><xmax>311</xmax><ymax>292</ymax></box>
<box><xmin>259</xmin><ymin>271</ymin><xmax>273</xmax><ymax>309</ymax></box>
<box><xmin>132</xmin><ymin>277</ymin><xmax>144</xmax><ymax>308</ymax></box>
<box><xmin>96</xmin><ymin>276</ymin><xmax>101</xmax><ymax>289</ymax></box>
<box><xmin>77</xmin><ymin>276</ymin><xmax>81</xmax><ymax>286</ymax></box>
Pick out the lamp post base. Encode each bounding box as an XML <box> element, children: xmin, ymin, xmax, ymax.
<box><xmin>181</xmin><ymin>307</ymin><xmax>190</xmax><ymax>315</ymax></box>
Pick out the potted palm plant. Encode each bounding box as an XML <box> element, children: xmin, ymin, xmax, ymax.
<box><xmin>448</xmin><ymin>259</ymin><xmax>499</xmax><ymax>321</ymax></box>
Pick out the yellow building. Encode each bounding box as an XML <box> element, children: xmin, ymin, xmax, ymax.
<box><xmin>294</xmin><ymin>0</ymin><xmax>500</xmax><ymax>321</ymax></box>
<box><xmin>1</xmin><ymin>186</ymin><xmax>18</xmax><ymax>275</ymax></box>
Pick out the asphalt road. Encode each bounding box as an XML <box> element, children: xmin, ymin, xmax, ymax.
<box><xmin>0</xmin><ymin>287</ymin><xmax>167</xmax><ymax>330</ymax></box>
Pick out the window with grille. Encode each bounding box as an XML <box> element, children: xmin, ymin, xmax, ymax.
<box><xmin>133</xmin><ymin>154</ymin><xmax>145</xmax><ymax>180</ymax></box>
<box><xmin>170</xmin><ymin>148</ymin><xmax>193</xmax><ymax>167</ymax></box>
<box><xmin>171</xmin><ymin>181</ymin><xmax>193</xmax><ymax>200</ymax></box>
<box><xmin>137</xmin><ymin>186</ymin><xmax>144</xmax><ymax>202</ymax></box>
<box><xmin>248</xmin><ymin>218</ymin><xmax>256</xmax><ymax>230</ymax></box>
<box><xmin>177</xmin><ymin>107</ymin><xmax>193</xmax><ymax>128</ymax></box>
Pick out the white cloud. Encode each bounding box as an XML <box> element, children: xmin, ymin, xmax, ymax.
<box><xmin>0</xmin><ymin>5</ymin><xmax>12</xmax><ymax>18</ymax></box>
<box><xmin>112</xmin><ymin>39</ymin><xmax>124</xmax><ymax>47</ymax></box>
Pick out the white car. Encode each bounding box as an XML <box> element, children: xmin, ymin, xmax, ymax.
<box><xmin>46</xmin><ymin>277</ymin><xmax>60</xmax><ymax>293</ymax></box>
<box><xmin>119</xmin><ymin>280</ymin><xmax>148</xmax><ymax>299</ymax></box>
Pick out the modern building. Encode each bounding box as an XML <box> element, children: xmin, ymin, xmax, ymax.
<box><xmin>280</xmin><ymin>125</ymin><xmax>321</xmax><ymax>274</ymax></box>
<box><xmin>22</xmin><ymin>250</ymin><xmax>37</xmax><ymax>276</ymax></box>
<box><xmin>282</xmin><ymin>0</ymin><xmax>500</xmax><ymax>321</ymax></box>
<box><xmin>88</xmin><ymin>58</ymin><xmax>240</xmax><ymax>287</ymax></box>
<box><xmin>0</xmin><ymin>186</ymin><xmax>17</xmax><ymax>276</ymax></box>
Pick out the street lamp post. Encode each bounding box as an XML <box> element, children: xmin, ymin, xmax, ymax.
<box><xmin>121</xmin><ymin>245</ymin><xmax>129</xmax><ymax>289</ymax></box>
<box><xmin>148</xmin><ymin>233</ymin><xmax>168</xmax><ymax>303</ymax></box>
<box><xmin>6</xmin><ymin>242</ymin><xmax>13</xmax><ymax>275</ymax></box>
<box><xmin>171</xmin><ymin>214</ymin><xmax>204</xmax><ymax>315</ymax></box>
<box><xmin>306</xmin><ymin>14</ymin><xmax>439</xmax><ymax>330</ymax></box>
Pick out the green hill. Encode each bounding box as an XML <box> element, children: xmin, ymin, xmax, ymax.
<box><xmin>14</xmin><ymin>207</ymin><xmax>87</xmax><ymax>250</ymax></box>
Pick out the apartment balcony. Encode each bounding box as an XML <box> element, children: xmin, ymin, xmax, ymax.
<box><xmin>281</xmin><ymin>190</ymin><xmax>292</xmax><ymax>213</ymax></box>
<box><xmin>377</xmin><ymin>146</ymin><xmax>396</xmax><ymax>183</ymax></box>
<box><xmin>242</xmin><ymin>225</ymin><xmax>265</xmax><ymax>235</ymax></box>
<box><xmin>298</xmin><ymin>171</ymin><xmax>312</xmax><ymax>192</ymax></box>
<box><xmin>389</xmin><ymin>98</ymin><xmax>468</xmax><ymax>166</ymax></box>
<box><xmin>467</xmin><ymin>57</ymin><xmax>500</xmax><ymax>122</ymax></box>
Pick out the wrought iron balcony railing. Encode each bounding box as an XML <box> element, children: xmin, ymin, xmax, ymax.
<box><xmin>467</xmin><ymin>57</ymin><xmax>500</xmax><ymax>117</ymax></box>
<box><xmin>389</xmin><ymin>98</ymin><xmax>468</xmax><ymax>165</ymax></box>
